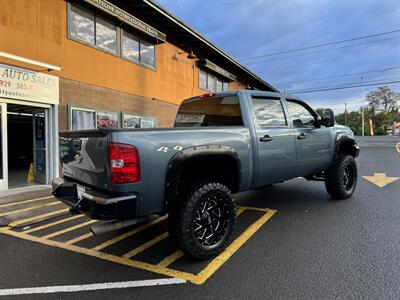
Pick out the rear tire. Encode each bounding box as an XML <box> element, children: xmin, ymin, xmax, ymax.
<box><xmin>325</xmin><ymin>155</ymin><xmax>358</xmax><ymax>199</ymax></box>
<box><xmin>168</xmin><ymin>182</ymin><xmax>236</xmax><ymax>260</ymax></box>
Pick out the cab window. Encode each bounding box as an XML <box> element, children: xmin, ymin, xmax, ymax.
<box><xmin>287</xmin><ymin>101</ymin><xmax>316</xmax><ymax>127</ymax></box>
<box><xmin>252</xmin><ymin>98</ymin><xmax>287</xmax><ymax>127</ymax></box>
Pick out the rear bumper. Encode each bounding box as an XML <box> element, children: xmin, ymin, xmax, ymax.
<box><xmin>51</xmin><ymin>177</ymin><xmax>138</xmax><ymax>221</ymax></box>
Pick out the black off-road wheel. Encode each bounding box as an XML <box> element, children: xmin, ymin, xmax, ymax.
<box><xmin>168</xmin><ymin>182</ymin><xmax>236</xmax><ymax>260</ymax></box>
<box><xmin>325</xmin><ymin>155</ymin><xmax>358</xmax><ymax>199</ymax></box>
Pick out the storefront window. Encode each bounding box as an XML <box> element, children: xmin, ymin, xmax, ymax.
<box><xmin>69</xmin><ymin>5</ymin><xmax>95</xmax><ymax>45</ymax></box>
<box><xmin>223</xmin><ymin>82</ymin><xmax>229</xmax><ymax>91</ymax></box>
<box><xmin>71</xmin><ymin>109</ymin><xmax>96</xmax><ymax>131</ymax></box>
<box><xmin>123</xmin><ymin>114</ymin><xmax>141</xmax><ymax>128</ymax></box>
<box><xmin>96</xmin><ymin>111</ymin><xmax>119</xmax><ymax>129</ymax></box>
<box><xmin>140</xmin><ymin>117</ymin><xmax>157</xmax><ymax>128</ymax></box>
<box><xmin>122</xmin><ymin>32</ymin><xmax>140</xmax><ymax>62</ymax></box>
<box><xmin>95</xmin><ymin>17</ymin><xmax>117</xmax><ymax>54</ymax></box>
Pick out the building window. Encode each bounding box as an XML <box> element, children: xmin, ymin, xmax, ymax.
<box><xmin>199</xmin><ymin>69</ymin><xmax>229</xmax><ymax>92</ymax></box>
<box><xmin>69</xmin><ymin>5</ymin><xmax>95</xmax><ymax>45</ymax></box>
<box><xmin>199</xmin><ymin>69</ymin><xmax>207</xmax><ymax>90</ymax></box>
<box><xmin>71</xmin><ymin>108</ymin><xmax>96</xmax><ymax>131</ymax></box>
<box><xmin>95</xmin><ymin>17</ymin><xmax>117</xmax><ymax>54</ymax></box>
<box><xmin>122</xmin><ymin>31</ymin><xmax>156</xmax><ymax>67</ymax></box>
<box><xmin>68</xmin><ymin>3</ymin><xmax>156</xmax><ymax>67</ymax></box>
<box><xmin>122</xmin><ymin>114</ymin><xmax>157</xmax><ymax>128</ymax></box>
<box><xmin>96</xmin><ymin>110</ymin><xmax>119</xmax><ymax>129</ymax></box>
<box><xmin>122</xmin><ymin>31</ymin><xmax>140</xmax><ymax>62</ymax></box>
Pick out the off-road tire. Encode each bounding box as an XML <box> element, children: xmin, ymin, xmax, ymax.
<box><xmin>325</xmin><ymin>154</ymin><xmax>358</xmax><ymax>199</ymax></box>
<box><xmin>168</xmin><ymin>182</ymin><xmax>236</xmax><ymax>260</ymax></box>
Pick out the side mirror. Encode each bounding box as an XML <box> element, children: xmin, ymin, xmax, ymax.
<box><xmin>322</xmin><ymin>109</ymin><xmax>335</xmax><ymax>127</ymax></box>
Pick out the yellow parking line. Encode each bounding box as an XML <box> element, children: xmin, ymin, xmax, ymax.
<box><xmin>41</xmin><ymin>220</ymin><xmax>97</xmax><ymax>239</ymax></box>
<box><xmin>193</xmin><ymin>208</ymin><xmax>277</xmax><ymax>285</ymax></box>
<box><xmin>65</xmin><ymin>232</ymin><xmax>94</xmax><ymax>245</ymax></box>
<box><xmin>0</xmin><ymin>196</ymin><xmax>53</xmax><ymax>208</ymax></box>
<box><xmin>23</xmin><ymin>215</ymin><xmax>84</xmax><ymax>234</ymax></box>
<box><xmin>8</xmin><ymin>208</ymin><xmax>70</xmax><ymax>227</ymax></box>
<box><xmin>0</xmin><ymin>202</ymin><xmax>59</xmax><ymax>217</ymax></box>
<box><xmin>0</xmin><ymin>227</ymin><xmax>198</xmax><ymax>283</ymax></box>
<box><xmin>92</xmin><ymin>216</ymin><xmax>167</xmax><ymax>251</ymax></box>
<box><xmin>122</xmin><ymin>232</ymin><xmax>169</xmax><ymax>259</ymax></box>
<box><xmin>157</xmin><ymin>250</ymin><xmax>185</xmax><ymax>268</ymax></box>
<box><xmin>236</xmin><ymin>207</ymin><xmax>246</xmax><ymax>216</ymax></box>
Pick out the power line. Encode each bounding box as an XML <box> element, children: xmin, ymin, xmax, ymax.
<box><xmin>275</xmin><ymin>66</ymin><xmax>400</xmax><ymax>86</ymax></box>
<box><xmin>286</xmin><ymin>79</ymin><xmax>400</xmax><ymax>94</ymax></box>
<box><xmin>239</xmin><ymin>29</ymin><xmax>400</xmax><ymax>61</ymax></box>
<box><xmin>243</xmin><ymin>36</ymin><xmax>400</xmax><ymax>64</ymax></box>
<box><xmin>253</xmin><ymin>47</ymin><xmax>400</xmax><ymax>73</ymax></box>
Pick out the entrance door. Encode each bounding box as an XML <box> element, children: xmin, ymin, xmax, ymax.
<box><xmin>0</xmin><ymin>103</ymin><xmax>8</xmax><ymax>189</ymax></box>
<box><xmin>33</xmin><ymin>109</ymin><xmax>48</xmax><ymax>184</ymax></box>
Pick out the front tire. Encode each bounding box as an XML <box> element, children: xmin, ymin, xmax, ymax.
<box><xmin>325</xmin><ymin>155</ymin><xmax>358</xmax><ymax>199</ymax></box>
<box><xmin>168</xmin><ymin>182</ymin><xmax>236</xmax><ymax>260</ymax></box>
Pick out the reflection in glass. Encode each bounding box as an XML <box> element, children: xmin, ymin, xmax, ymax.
<box><xmin>287</xmin><ymin>102</ymin><xmax>315</xmax><ymax>127</ymax></box>
<box><xmin>96</xmin><ymin>17</ymin><xmax>117</xmax><ymax>53</ymax></box>
<box><xmin>199</xmin><ymin>69</ymin><xmax>207</xmax><ymax>90</ymax></box>
<box><xmin>140</xmin><ymin>40</ymin><xmax>155</xmax><ymax>67</ymax></box>
<box><xmin>216</xmin><ymin>80</ymin><xmax>223</xmax><ymax>92</ymax></box>
<box><xmin>122</xmin><ymin>32</ymin><xmax>140</xmax><ymax>61</ymax></box>
<box><xmin>69</xmin><ymin>5</ymin><xmax>95</xmax><ymax>44</ymax></box>
<box><xmin>253</xmin><ymin>99</ymin><xmax>287</xmax><ymax>127</ymax></box>
<box><xmin>207</xmin><ymin>74</ymin><xmax>216</xmax><ymax>92</ymax></box>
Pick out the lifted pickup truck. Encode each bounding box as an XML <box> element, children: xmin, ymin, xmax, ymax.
<box><xmin>52</xmin><ymin>90</ymin><xmax>359</xmax><ymax>259</ymax></box>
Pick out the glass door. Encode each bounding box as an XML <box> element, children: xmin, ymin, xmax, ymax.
<box><xmin>0</xmin><ymin>103</ymin><xmax>8</xmax><ymax>190</ymax></box>
<box><xmin>33</xmin><ymin>109</ymin><xmax>48</xmax><ymax>184</ymax></box>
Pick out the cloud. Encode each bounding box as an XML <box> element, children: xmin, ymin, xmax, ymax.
<box><xmin>156</xmin><ymin>0</ymin><xmax>400</xmax><ymax>108</ymax></box>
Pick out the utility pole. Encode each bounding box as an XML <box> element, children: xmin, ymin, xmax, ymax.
<box><xmin>361</xmin><ymin>76</ymin><xmax>365</xmax><ymax>136</ymax></box>
<box><xmin>344</xmin><ymin>102</ymin><xmax>348</xmax><ymax>126</ymax></box>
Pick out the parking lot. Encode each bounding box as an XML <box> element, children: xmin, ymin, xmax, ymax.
<box><xmin>0</xmin><ymin>136</ymin><xmax>399</xmax><ymax>299</ymax></box>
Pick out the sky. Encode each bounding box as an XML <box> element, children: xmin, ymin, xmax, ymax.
<box><xmin>156</xmin><ymin>0</ymin><xmax>400</xmax><ymax>114</ymax></box>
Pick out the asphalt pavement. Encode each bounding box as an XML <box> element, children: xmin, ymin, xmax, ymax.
<box><xmin>0</xmin><ymin>136</ymin><xmax>399</xmax><ymax>299</ymax></box>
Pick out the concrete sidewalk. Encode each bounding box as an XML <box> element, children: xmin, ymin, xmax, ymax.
<box><xmin>0</xmin><ymin>185</ymin><xmax>52</xmax><ymax>205</ymax></box>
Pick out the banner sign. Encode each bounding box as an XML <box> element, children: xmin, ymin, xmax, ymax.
<box><xmin>197</xmin><ymin>59</ymin><xmax>237</xmax><ymax>81</ymax></box>
<box><xmin>83</xmin><ymin>0</ymin><xmax>167</xmax><ymax>42</ymax></box>
<box><xmin>0</xmin><ymin>64</ymin><xmax>59</xmax><ymax>105</ymax></box>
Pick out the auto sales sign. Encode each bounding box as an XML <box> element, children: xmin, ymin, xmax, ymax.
<box><xmin>0</xmin><ymin>63</ymin><xmax>59</xmax><ymax>105</ymax></box>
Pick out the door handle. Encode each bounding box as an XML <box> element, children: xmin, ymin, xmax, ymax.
<box><xmin>260</xmin><ymin>135</ymin><xmax>273</xmax><ymax>142</ymax></box>
<box><xmin>297</xmin><ymin>133</ymin><xmax>308</xmax><ymax>140</ymax></box>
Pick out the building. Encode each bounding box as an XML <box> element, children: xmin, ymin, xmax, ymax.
<box><xmin>0</xmin><ymin>0</ymin><xmax>277</xmax><ymax>191</ymax></box>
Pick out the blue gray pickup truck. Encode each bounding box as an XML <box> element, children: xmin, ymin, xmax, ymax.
<box><xmin>52</xmin><ymin>90</ymin><xmax>359</xmax><ymax>259</ymax></box>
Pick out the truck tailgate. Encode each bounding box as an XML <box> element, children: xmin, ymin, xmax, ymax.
<box><xmin>59</xmin><ymin>130</ymin><xmax>109</xmax><ymax>189</ymax></box>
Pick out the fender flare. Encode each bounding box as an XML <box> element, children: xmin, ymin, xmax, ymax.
<box><xmin>164</xmin><ymin>145</ymin><xmax>241</xmax><ymax>211</ymax></box>
<box><xmin>332</xmin><ymin>133</ymin><xmax>359</xmax><ymax>163</ymax></box>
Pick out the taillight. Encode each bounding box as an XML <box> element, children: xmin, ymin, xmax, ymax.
<box><xmin>109</xmin><ymin>143</ymin><xmax>140</xmax><ymax>184</ymax></box>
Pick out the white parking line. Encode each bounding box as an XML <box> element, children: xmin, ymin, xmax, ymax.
<box><xmin>0</xmin><ymin>278</ymin><xmax>186</xmax><ymax>296</ymax></box>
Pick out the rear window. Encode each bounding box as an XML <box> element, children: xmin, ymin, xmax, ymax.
<box><xmin>174</xmin><ymin>96</ymin><xmax>243</xmax><ymax>127</ymax></box>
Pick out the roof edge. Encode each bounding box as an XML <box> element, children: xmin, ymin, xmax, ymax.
<box><xmin>144</xmin><ymin>0</ymin><xmax>278</xmax><ymax>92</ymax></box>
